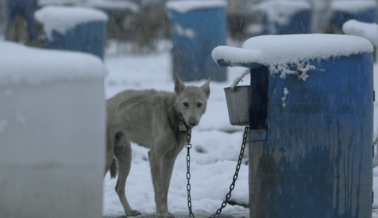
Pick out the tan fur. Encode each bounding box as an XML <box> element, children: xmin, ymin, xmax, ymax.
<box><xmin>104</xmin><ymin>75</ymin><xmax>210</xmax><ymax>218</ymax></box>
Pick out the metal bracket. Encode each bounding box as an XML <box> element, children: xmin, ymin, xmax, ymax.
<box><xmin>248</xmin><ymin>129</ymin><xmax>267</xmax><ymax>142</ymax></box>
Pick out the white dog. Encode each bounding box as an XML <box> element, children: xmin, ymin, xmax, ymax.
<box><xmin>105</xmin><ymin>75</ymin><xmax>210</xmax><ymax>218</ymax></box>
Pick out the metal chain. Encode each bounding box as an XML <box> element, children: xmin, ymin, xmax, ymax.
<box><xmin>185</xmin><ymin>126</ymin><xmax>249</xmax><ymax>218</ymax></box>
<box><xmin>185</xmin><ymin>129</ymin><xmax>194</xmax><ymax>218</ymax></box>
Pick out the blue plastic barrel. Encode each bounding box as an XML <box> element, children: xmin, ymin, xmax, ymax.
<box><xmin>6</xmin><ymin>0</ymin><xmax>37</xmax><ymax>41</ymax></box>
<box><xmin>257</xmin><ymin>1</ymin><xmax>312</xmax><ymax>35</ymax></box>
<box><xmin>212</xmin><ymin>34</ymin><xmax>374</xmax><ymax>218</ymax></box>
<box><xmin>248</xmin><ymin>54</ymin><xmax>373</xmax><ymax>218</ymax></box>
<box><xmin>332</xmin><ymin>1</ymin><xmax>377</xmax><ymax>28</ymax></box>
<box><xmin>35</xmin><ymin>6</ymin><xmax>108</xmax><ymax>59</ymax></box>
<box><xmin>167</xmin><ymin>1</ymin><xmax>227</xmax><ymax>82</ymax></box>
<box><xmin>45</xmin><ymin>21</ymin><xmax>107</xmax><ymax>59</ymax></box>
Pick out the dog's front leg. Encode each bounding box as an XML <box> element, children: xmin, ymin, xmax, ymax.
<box><xmin>161</xmin><ymin>147</ymin><xmax>182</xmax><ymax>215</ymax></box>
<box><xmin>148</xmin><ymin>147</ymin><xmax>175</xmax><ymax>218</ymax></box>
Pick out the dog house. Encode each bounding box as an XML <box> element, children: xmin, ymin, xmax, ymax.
<box><xmin>0</xmin><ymin>41</ymin><xmax>107</xmax><ymax>217</ymax></box>
<box><xmin>35</xmin><ymin>6</ymin><xmax>108</xmax><ymax>59</ymax></box>
<box><xmin>166</xmin><ymin>0</ymin><xmax>227</xmax><ymax>82</ymax></box>
<box><xmin>212</xmin><ymin>34</ymin><xmax>374</xmax><ymax>218</ymax></box>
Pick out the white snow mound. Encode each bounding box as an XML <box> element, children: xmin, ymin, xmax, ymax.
<box><xmin>166</xmin><ymin>0</ymin><xmax>227</xmax><ymax>13</ymax></box>
<box><xmin>343</xmin><ymin>19</ymin><xmax>378</xmax><ymax>46</ymax></box>
<box><xmin>35</xmin><ymin>6</ymin><xmax>109</xmax><ymax>40</ymax></box>
<box><xmin>212</xmin><ymin>34</ymin><xmax>373</xmax><ymax>67</ymax></box>
<box><xmin>0</xmin><ymin>42</ymin><xmax>108</xmax><ymax>86</ymax></box>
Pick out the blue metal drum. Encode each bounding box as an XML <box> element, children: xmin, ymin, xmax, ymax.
<box><xmin>248</xmin><ymin>53</ymin><xmax>373</xmax><ymax>217</ymax></box>
<box><xmin>168</xmin><ymin>3</ymin><xmax>227</xmax><ymax>82</ymax></box>
<box><xmin>262</xmin><ymin>9</ymin><xmax>312</xmax><ymax>35</ymax></box>
<box><xmin>332</xmin><ymin>8</ymin><xmax>377</xmax><ymax>28</ymax></box>
<box><xmin>45</xmin><ymin>21</ymin><xmax>107</xmax><ymax>59</ymax></box>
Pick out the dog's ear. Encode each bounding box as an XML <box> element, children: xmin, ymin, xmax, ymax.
<box><xmin>175</xmin><ymin>73</ymin><xmax>186</xmax><ymax>94</ymax></box>
<box><xmin>201</xmin><ymin>77</ymin><xmax>211</xmax><ymax>98</ymax></box>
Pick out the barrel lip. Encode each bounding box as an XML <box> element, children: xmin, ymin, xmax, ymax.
<box><xmin>166</xmin><ymin>0</ymin><xmax>227</xmax><ymax>13</ymax></box>
<box><xmin>212</xmin><ymin>34</ymin><xmax>373</xmax><ymax>69</ymax></box>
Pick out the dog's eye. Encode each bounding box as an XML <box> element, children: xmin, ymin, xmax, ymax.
<box><xmin>183</xmin><ymin>102</ymin><xmax>189</xmax><ymax>107</ymax></box>
<box><xmin>197</xmin><ymin>103</ymin><xmax>202</xmax><ymax>107</ymax></box>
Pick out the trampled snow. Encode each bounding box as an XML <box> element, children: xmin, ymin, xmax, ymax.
<box><xmin>343</xmin><ymin>19</ymin><xmax>378</xmax><ymax>46</ymax></box>
<box><xmin>35</xmin><ymin>6</ymin><xmax>109</xmax><ymax>40</ymax></box>
<box><xmin>212</xmin><ymin>34</ymin><xmax>373</xmax><ymax>67</ymax></box>
<box><xmin>0</xmin><ymin>41</ymin><xmax>108</xmax><ymax>86</ymax></box>
<box><xmin>101</xmin><ymin>41</ymin><xmax>378</xmax><ymax>217</ymax></box>
<box><xmin>332</xmin><ymin>0</ymin><xmax>377</xmax><ymax>14</ymax></box>
<box><xmin>102</xmin><ymin>44</ymin><xmax>249</xmax><ymax>216</ymax></box>
<box><xmin>166</xmin><ymin>0</ymin><xmax>227</xmax><ymax>13</ymax></box>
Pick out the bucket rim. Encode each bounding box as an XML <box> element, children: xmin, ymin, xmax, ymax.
<box><xmin>224</xmin><ymin>85</ymin><xmax>251</xmax><ymax>90</ymax></box>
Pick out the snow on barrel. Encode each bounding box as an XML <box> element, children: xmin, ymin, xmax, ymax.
<box><xmin>212</xmin><ymin>34</ymin><xmax>374</xmax><ymax>218</ymax></box>
<box><xmin>35</xmin><ymin>6</ymin><xmax>109</xmax><ymax>59</ymax></box>
<box><xmin>0</xmin><ymin>42</ymin><xmax>107</xmax><ymax>217</ymax></box>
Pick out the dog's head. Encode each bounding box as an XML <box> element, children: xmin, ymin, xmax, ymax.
<box><xmin>174</xmin><ymin>74</ymin><xmax>210</xmax><ymax>128</ymax></box>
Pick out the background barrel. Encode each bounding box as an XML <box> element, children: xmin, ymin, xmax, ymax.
<box><xmin>168</xmin><ymin>1</ymin><xmax>227</xmax><ymax>82</ymax></box>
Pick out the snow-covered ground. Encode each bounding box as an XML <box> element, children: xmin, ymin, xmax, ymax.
<box><xmin>102</xmin><ymin>41</ymin><xmax>250</xmax><ymax>216</ymax></box>
<box><xmin>102</xmin><ymin>41</ymin><xmax>378</xmax><ymax>217</ymax></box>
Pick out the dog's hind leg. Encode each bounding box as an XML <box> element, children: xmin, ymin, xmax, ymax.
<box><xmin>114</xmin><ymin>135</ymin><xmax>141</xmax><ymax>216</ymax></box>
<box><xmin>104</xmin><ymin>130</ymin><xmax>115</xmax><ymax>179</ymax></box>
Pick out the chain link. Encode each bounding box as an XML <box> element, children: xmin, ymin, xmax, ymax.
<box><xmin>186</xmin><ymin>129</ymin><xmax>194</xmax><ymax>218</ymax></box>
<box><xmin>185</xmin><ymin>126</ymin><xmax>249</xmax><ymax>218</ymax></box>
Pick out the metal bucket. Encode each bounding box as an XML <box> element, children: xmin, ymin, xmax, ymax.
<box><xmin>224</xmin><ymin>85</ymin><xmax>252</xmax><ymax>126</ymax></box>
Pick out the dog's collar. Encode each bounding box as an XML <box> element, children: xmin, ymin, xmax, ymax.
<box><xmin>178</xmin><ymin>121</ymin><xmax>188</xmax><ymax>132</ymax></box>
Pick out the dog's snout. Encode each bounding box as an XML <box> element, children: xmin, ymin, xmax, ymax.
<box><xmin>189</xmin><ymin>118</ymin><xmax>197</xmax><ymax>127</ymax></box>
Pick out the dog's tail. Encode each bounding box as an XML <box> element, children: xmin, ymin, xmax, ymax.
<box><xmin>110</xmin><ymin>158</ymin><xmax>118</xmax><ymax>179</ymax></box>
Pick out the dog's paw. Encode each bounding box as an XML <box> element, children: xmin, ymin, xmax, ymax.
<box><xmin>158</xmin><ymin>211</ymin><xmax>175</xmax><ymax>218</ymax></box>
<box><xmin>126</xmin><ymin>209</ymin><xmax>141</xmax><ymax>216</ymax></box>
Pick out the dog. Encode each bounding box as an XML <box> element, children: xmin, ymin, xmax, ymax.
<box><xmin>105</xmin><ymin>74</ymin><xmax>210</xmax><ymax>218</ymax></box>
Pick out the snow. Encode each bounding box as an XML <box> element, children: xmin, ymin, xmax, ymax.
<box><xmin>0</xmin><ymin>41</ymin><xmax>108</xmax><ymax>86</ymax></box>
<box><xmin>37</xmin><ymin>0</ymin><xmax>77</xmax><ymax>6</ymax></box>
<box><xmin>281</xmin><ymin>87</ymin><xmax>289</xmax><ymax>108</ymax></box>
<box><xmin>88</xmin><ymin>0</ymin><xmax>139</xmax><ymax>13</ymax></box>
<box><xmin>332</xmin><ymin>0</ymin><xmax>377</xmax><ymax>14</ymax></box>
<box><xmin>255</xmin><ymin>0</ymin><xmax>311</xmax><ymax>26</ymax></box>
<box><xmin>101</xmin><ymin>41</ymin><xmax>378</xmax><ymax>217</ymax></box>
<box><xmin>212</xmin><ymin>34</ymin><xmax>373</xmax><ymax>67</ymax></box>
<box><xmin>230</xmin><ymin>69</ymin><xmax>249</xmax><ymax>89</ymax></box>
<box><xmin>166</xmin><ymin>0</ymin><xmax>227</xmax><ymax>13</ymax></box>
<box><xmin>343</xmin><ymin>19</ymin><xmax>378</xmax><ymax>46</ymax></box>
<box><xmin>102</xmin><ymin>42</ymin><xmax>249</xmax><ymax>216</ymax></box>
<box><xmin>174</xmin><ymin>23</ymin><xmax>196</xmax><ymax>39</ymax></box>
<box><xmin>34</xmin><ymin>6</ymin><xmax>109</xmax><ymax>40</ymax></box>
<box><xmin>0</xmin><ymin>119</ymin><xmax>8</xmax><ymax>133</ymax></box>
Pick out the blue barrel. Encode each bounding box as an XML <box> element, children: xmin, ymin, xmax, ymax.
<box><xmin>45</xmin><ymin>21</ymin><xmax>107</xmax><ymax>59</ymax></box>
<box><xmin>35</xmin><ymin>6</ymin><xmax>108</xmax><ymax>59</ymax></box>
<box><xmin>258</xmin><ymin>1</ymin><xmax>312</xmax><ymax>35</ymax></box>
<box><xmin>332</xmin><ymin>1</ymin><xmax>377</xmax><ymax>28</ymax></box>
<box><xmin>248</xmin><ymin>54</ymin><xmax>373</xmax><ymax>218</ymax></box>
<box><xmin>6</xmin><ymin>0</ymin><xmax>37</xmax><ymax>41</ymax></box>
<box><xmin>212</xmin><ymin>35</ymin><xmax>374</xmax><ymax>218</ymax></box>
<box><xmin>167</xmin><ymin>1</ymin><xmax>227</xmax><ymax>82</ymax></box>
